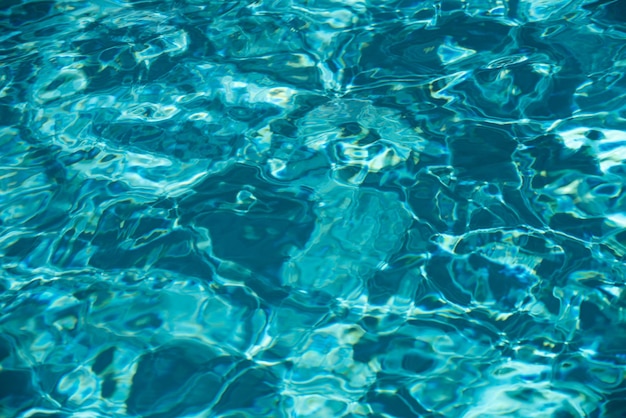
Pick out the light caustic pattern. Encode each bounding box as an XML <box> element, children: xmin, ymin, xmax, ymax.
<box><xmin>0</xmin><ymin>0</ymin><xmax>626</xmax><ymax>417</ymax></box>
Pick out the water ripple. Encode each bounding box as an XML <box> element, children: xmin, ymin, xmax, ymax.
<box><xmin>1</xmin><ymin>0</ymin><xmax>626</xmax><ymax>417</ymax></box>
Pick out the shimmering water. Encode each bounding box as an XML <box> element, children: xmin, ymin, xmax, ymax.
<box><xmin>1</xmin><ymin>0</ymin><xmax>626</xmax><ymax>417</ymax></box>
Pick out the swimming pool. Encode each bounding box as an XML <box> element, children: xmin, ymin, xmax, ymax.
<box><xmin>1</xmin><ymin>0</ymin><xmax>625</xmax><ymax>416</ymax></box>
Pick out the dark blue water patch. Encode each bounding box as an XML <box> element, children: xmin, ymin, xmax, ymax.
<box><xmin>425</xmin><ymin>255</ymin><xmax>473</xmax><ymax>307</ymax></box>
<box><xmin>126</xmin><ymin>340</ymin><xmax>227</xmax><ymax>417</ymax></box>
<box><xmin>0</xmin><ymin>104</ymin><xmax>21</xmax><ymax>126</ymax></box>
<box><xmin>585</xmin><ymin>0</ymin><xmax>626</xmax><ymax>23</ymax></box>
<box><xmin>283</xmin><ymin>93</ymin><xmax>330</xmax><ymax>120</ymax></box>
<box><xmin>185</xmin><ymin>25</ymin><xmax>218</xmax><ymax>59</ymax></box>
<box><xmin>212</xmin><ymin>365</ymin><xmax>280</xmax><ymax>414</ymax></box>
<box><xmin>468</xmin><ymin>202</ymin><xmax>519</xmax><ymax>230</ymax></box>
<box><xmin>178</xmin><ymin>163</ymin><xmax>316</xmax><ymax>281</ymax></box>
<box><xmin>86</xmin><ymin>200</ymin><xmax>187</xmax><ymax>271</ymax></box>
<box><xmin>367</xmin><ymin>268</ymin><xmax>413</xmax><ymax>307</ymax></box>
<box><xmin>548</xmin><ymin>238</ymin><xmax>597</xmax><ymax>284</ymax></box>
<box><xmin>0</xmin><ymin>369</ymin><xmax>37</xmax><ymax>413</ymax></box>
<box><xmin>101</xmin><ymin>376</ymin><xmax>116</xmax><ymax>399</ymax></box>
<box><xmin>364</xmin><ymin>386</ymin><xmax>435</xmax><ymax>418</ymax></box>
<box><xmin>361</xmin><ymin>22</ymin><xmax>444</xmax><ymax>76</ymax></box>
<box><xmin>91</xmin><ymin>346</ymin><xmax>115</xmax><ymax>375</ymax></box>
<box><xmin>7</xmin><ymin>0</ymin><xmax>55</xmax><ymax>26</ymax></box>
<box><xmin>497</xmin><ymin>187</ymin><xmax>546</xmax><ymax>229</ymax></box>
<box><xmin>80</xmin><ymin>59</ymin><xmax>138</xmax><ymax>92</ymax></box>
<box><xmin>449</xmin><ymin>124</ymin><xmax>518</xmax><ymax>182</ymax></box>
<box><xmin>579</xmin><ymin>300</ymin><xmax>610</xmax><ymax>332</ymax></box>
<box><xmin>528</xmin><ymin>133</ymin><xmax>600</xmax><ymax>171</ymax></box>
<box><xmin>127</xmin><ymin>340</ymin><xmax>282</xmax><ymax>416</ymax></box>
<box><xmin>233</xmin><ymin>54</ymin><xmax>323</xmax><ymax>90</ymax></box>
<box><xmin>549</xmin><ymin>213</ymin><xmax>607</xmax><ymax>240</ymax></box>
<box><xmin>0</xmin><ymin>339</ymin><xmax>11</xmax><ymax>366</ymax></box>
<box><xmin>406</xmin><ymin>173</ymin><xmax>451</xmax><ymax>233</ymax></box>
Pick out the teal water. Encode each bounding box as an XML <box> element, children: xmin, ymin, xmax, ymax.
<box><xmin>1</xmin><ymin>0</ymin><xmax>626</xmax><ymax>416</ymax></box>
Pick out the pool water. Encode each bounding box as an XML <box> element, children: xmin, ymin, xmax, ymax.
<box><xmin>1</xmin><ymin>0</ymin><xmax>626</xmax><ymax>416</ymax></box>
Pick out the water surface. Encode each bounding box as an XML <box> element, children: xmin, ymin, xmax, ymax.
<box><xmin>1</xmin><ymin>0</ymin><xmax>626</xmax><ymax>417</ymax></box>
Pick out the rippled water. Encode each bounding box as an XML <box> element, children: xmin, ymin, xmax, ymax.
<box><xmin>1</xmin><ymin>0</ymin><xmax>626</xmax><ymax>417</ymax></box>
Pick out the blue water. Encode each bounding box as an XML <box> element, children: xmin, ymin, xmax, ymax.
<box><xmin>1</xmin><ymin>0</ymin><xmax>626</xmax><ymax>416</ymax></box>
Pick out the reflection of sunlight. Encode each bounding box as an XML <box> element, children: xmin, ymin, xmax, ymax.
<box><xmin>465</xmin><ymin>379</ymin><xmax>599</xmax><ymax>418</ymax></box>
<box><xmin>438</xmin><ymin>37</ymin><xmax>476</xmax><ymax>65</ymax></box>
<box><xmin>1</xmin><ymin>0</ymin><xmax>625</xmax><ymax>416</ymax></box>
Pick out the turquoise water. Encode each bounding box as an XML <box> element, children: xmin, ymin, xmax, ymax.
<box><xmin>1</xmin><ymin>0</ymin><xmax>626</xmax><ymax>416</ymax></box>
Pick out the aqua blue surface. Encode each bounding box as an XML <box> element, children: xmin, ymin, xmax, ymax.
<box><xmin>1</xmin><ymin>0</ymin><xmax>626</xmax><ymax>417</ymax></box>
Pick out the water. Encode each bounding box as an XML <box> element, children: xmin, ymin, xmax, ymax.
<box><xmin>1</xmin><ymin>0</ymin><xmax>625</xmax><ymax>416</ymax></box>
